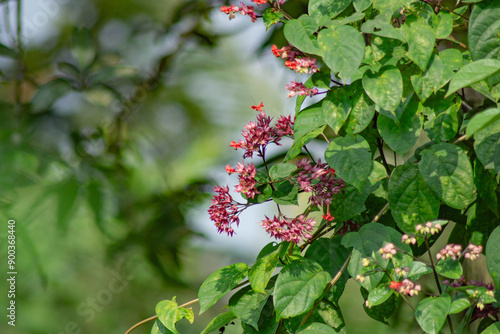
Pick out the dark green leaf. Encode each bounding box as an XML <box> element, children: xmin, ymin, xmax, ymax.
<box><xmin>322</xmin><ymin>86</ymin><xmax>352</xmax><ymax>134</ymax></box>
<box><xmin>415</xmin><ymin>295</ymin><xmax>451</xmax><ymax>334</ymax></box>
<box><xmin>362</xmin><ymin>66</ymin><xmax>403</xmax><ymax>120</ymax></box>
<box><xmin>294</xmin><ymin>101</ymin><xmax>325</xmax><ymax>140</ymax></box>
<box><xmin>418</xmin><ymin>143</ymin><xmax>474</xmax><ymax>210</ymax></box>
<box><xmin>200</xmin><ymin>311</ymin><xmax>237</xmax><ymax>334</ymax></box>
<box><xmin>317</xmin><ymin>25</ymin><xmax>365</xmax><ymax>82</ymax></box>
<box><xmin>435</xmin><ymin>258</ymin><xmax>463</xmax><ymax>279</ymax></box>
<box><xmin>272</xmin><ymin>181</ymin><xmax>298</xmax><ymax>205</ymax></box>
<box><xmin>466</xmin><ymin>198</ymin><xmax>500</xmax><ymax>247</ymax></box>
<box><xmin>309</xmin><ymin>0</ymin><xmax>353</xmax><ymax>25</ymax></box>
<box><xmin>31</xmin><ymin>78</ymin><xmax>73</xmax><ymax>113</ymax></box>
<box><xmin>361</xmin><ymin>20</ymin><xmax>406</xmax><ymax>42</ymax></box>
<box><xmin>324</xmin><ymin>134</ymin><xmax>373</xmax><ymax>190</ymax></box>
<box><xmin>305</xmin><ymin>237</ymin><xmax>350</xmax><ymax>302</ymax></box>
<box><xmin>423</xmin><ymin>97</ymin><xmax>460</xmax><ymax>143</ymax></box>
<box><xmin>229</xmin><ymin>286</ymin><xmax>270</xmax><ymax>330</ymax></box>
<box><xmin>274</xmin><ymin>258</ymin><xmax>331</xmax><ymax>320</ymax></box>
<box><xmin>411</xmin><ymin>53</ymin><xmax>444</xmax><ymax>103</ymax></box>
<box><xmin>474</xmin><ymin>119</ymin><xmax>500</xmax><ymax>174</ymax></box>
<box><xmin>241</xmin><ymin>298</ymin><xmax>279</xmax><ymax>334</ymax></box>
<box><xmin>388</xmin><ymin>164</ymin><xmax>440</xmax><ymax>234</ymax></box>
<box><xmin>361</xmin><ymin>287</ymin><xmax>400</xmax><ymax>325</ymax></box>
<box><xmin>198</xmin><ymin>263</ymin><xmax>249</xmax><ymax>314</ymax></box>
<box><xmin>474</xmin><ymin>159</ymin><xmax>499</xmax><ymax>216</ymax></box>
<box><xmin>285</xmin><ymin>126</ymin><xmax>326</xmax><ymax>161</ymax></box>
<box><xmin>378</xmin><ymin>95</ymin><xmax>422</xmax><ymax>156</ymax></box>
<box><xmin>446</xmin><ymin>59</ymin><xmax>500</xmax><ymax>97</ymax></box>
<box><xmin>469</xmin><ymin>0</ymin><xmax>500</xmax><ymax>61</ymax></box>
<box><xmin>151</xmin><ymin>320</ymin><xmax>170</xmax><ymax>334</ymax></box>
<box><xmin>296</xmin><ymin>322</ymin><xmax>338</xmax><ymax>334</ymax></box>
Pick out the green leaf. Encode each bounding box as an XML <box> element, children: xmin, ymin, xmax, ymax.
<box><xmin>474</xmin><ymin>159</ymin><xmax>499</xmax><ymax>216</ymax></box>
<box><xmin>361</xmin><ymin>287</ymin><xmax>400</xmax><ymax>325</ymax></box>
<box><xmin>411</xmin><ymin>53</ymin><xmax>444</xmax><ymax>102</ymax></box>
<box><xmin>373</xmin><ymin>0</ymin><xmax>415</xmax><ymax>21</ymax></box>
<box><xmin>198</xmin><ymin>263</ymin><xmax>249</xmax><ymax>314</ymax></box>
<box><xmin>201</xmin><ymin>311</ymin><xmax>237</xmax><ymax>334</ymax></box>
<box><xmin>439</xmin><ymin>48</ymin><xmax>463</xmax><ymax>89</ymax></box>
<box><xmin>435</xmin><ymin>258</ymin><xmax>463</xmax><ymax>279</ymax></box>
<box><xmin>71</xmin><ymin>27</ymin><xmax>95</xmax><ymax>69</ymax></box>
<box><xmin>285</xmin><ymin>126</ymin><xmax>326</xmax><ymax>161</ymax></box>
<box><xmin>449</xmin><ymin>298</ymin><xmax>471</xmax><ymax>314</ymax></box>
<box><xmin>324</xmin><ymin>134</ymin><xmax>373</xmax><ymax>190</ymax></box>
<box><xmin>317</xmin><ymin>25</ymin><xmax>365</xmax><ymax>82</ymax></box>
<box><xmin>474</xmin><ymin>119</ymin><xmax>500</xmax><ymax>174</ymax></box>
<box><xmin>362</xmin><ymin>66</ymin><xmax>403</xmax><ymax>120</ymax></box>
<box><xmin>486</xmin><ymin>226</ymin><xmax>500</xmax><ymax>287</ymax></box>
<box><xmin>229</xmin><ymin>286</ymin><xmax>270</xmax><ymax>330</ymax></box>
<box><xmin>405</xmin><ymin>18</ymin><xmax>436</xmax><ymax>71</ymax></box>
<box><xmin>423</xmin><ymin>97</ymin><xmax>460</xmax><ymax>143</ymax></box>
<box><xmin>269</xmin><ymin>163</ymin><xmax>298</xmax><ymax>181</ymax></box>
<box><xmin>296</xmin><ymin>322</ymin><xmax>338</xmax><ymax>334</ymax></box>
<box><xmin>446</xmin><ymin>59</ymin><xmax>500</xmax><ymax>97</ymax></box>
<box><xmin>466</xmin><ymin>198</ymin><xmax>500</xmax><ymax>246</ymax></box>
<box><xmin>388</xmin><ymin>164</ymin><xmax>440</xmax><ymax>234</ymax></box>
<box><xmin>274</xmin><ymin>258</ymin><xmax>331</xmax><ymax>320</ymax></box>
<box><xmin>434</xmin><ymin>11</ymin><xmax>453</xmax><ymax>39</ymax></box>
<box><xmin>344</xmin><ymin>83</ymin><xmax>376</xmax><ymax>134</ymax></box>
<box><xmin>263</xmin><ymin>8</ymin><xmax>284</xmax><ymax>30</ymax></box>
<box><xmin>354</xmin><ymin>0</ymin><xmax>372</xmax><ymax>12</ymax></box>
<box><xmin>151</xmin><ymin>320</ymin><xmax>170</xmax><ymax>334</ymax></box>
<box><xmin>469</xmin><ymin>0</ymin><xmax>500</xmax><ymax>61</ymax></box>
<box><xmin>342</xmin><ymin>223</ymin><xmax>412</xmax><ymax>291</ymax></box>
<box><xmin>407</xmin><ymin>261</ymin><xmax>433</xmax><ymax>281</ymax></box>
<box><xmin>467</xmin><ymin>108</ymin><xmax>500</xmax><ymax>139</ymax></box>
<box><xmin>366</xmin><ymin>286</ymin><xmax>394</xmax><ymax>308</ymax></box>
<box><xmin>418</xmin><ymin>143</ymin><xmax>474</xmax><ymax>210</ymax></box>
<box><xmin>55</xmin><ymin>176</ymin><xmax>79</xmax><ymax>231</ymax></box>
<box><xmin>284</xmin><ymin>20</ymin><xmax>319</xmax><ymax>55</ymax></box>
<box><xmin>415</xmin><ymin>295</ymin><xmax>451</xmax><ymax>334</ymax></box>
<box><xmin>31</xmin><ymin>78</ymin><xmax>73</xmax><ymax>113</ymax></box>
<box><xmin>155</xmin><ymin>298</ymin><xmax>194</xmax><ymax>334</ymax></box>
<box><xmin>325</xmin><ymin>12</ymin><xmax>366</xmax><ymax>30</ymax></box>
<box><xmin>322</xmin><ymin>86</ymin><xmax>352</xmax><ymax>134</ymax></box>
<box><xmin>378</xmin><ymin>95</ymin><xmax>422</xmax><ymax>156</ymax></box>
<box><xmin>361</xmin><ymin>20</ymin><xmax>406</xmax><ymax>42</ymax></box>
<box><xmin>482</xmin><ymin>322</ymin><xmax>500</xmax><ymax>333</ymax></box>
<box><xmin>309</xmin><ymin>0</ymin><xmax>353</xmax><ymax>25</ymax></box>
<box><xmin>305</xmin><ymin>237</ymin><xmax>350</xmax><ymax>302</ymax></box>
<box><xmin>249</xmin><ymin>251</ymin><xmax>279</xmax><ymax>293</ymax></box>
<box><xmin>294</xmin><ymin>101</ymin><xmax>325</xmax><ymax>140</ymax></box>
<box><xmin>241</xmin><ymin>298</ymin><xmax>280</xmax><ymax>334</ymax></box>
<box><xmin>272</xmin><ymin>181</ymin><xmax>298</xmax><ymax>205</ymax></box>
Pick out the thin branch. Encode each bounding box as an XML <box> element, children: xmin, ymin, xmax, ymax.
<box><xmin>376</xmin><ymin>138</ymin><xmax>392</xmax><ymax>176</ymax></box>
<box><xmin>371</xmin><ymin>202</ymin><xmax>390</xmax><ymax>224</ymax></box>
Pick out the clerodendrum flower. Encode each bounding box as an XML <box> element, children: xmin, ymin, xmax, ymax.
<box><xmin>285</xmin><ymin>81</ymin><xmax>319</xmax><ymax>98</ymax></box>
<box><xmin>260</xmin><ymin>215</ymin><xmax>316</xmax><ymax>244</ymax></box>
<box><xmin>208</xmin><ymin>186</ymin><xmax>241</xmax><ymax>236</ymax></box>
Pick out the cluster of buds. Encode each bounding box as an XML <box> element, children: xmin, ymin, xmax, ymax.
<box><xmin>401</xmin><ymin>234</ymin><xmax>417</xmax><ymax>245</ymax></box>
<box><xmin>260</xmin><ymin>214</ymin><xmax>316</xmax><ymax>244</ymax></box>
<box><xmin>436</xmin><ymin>244</ymin><xmax>462</xmax><ymax>261</ymax></box>
<box><xmin>208</xmin><ymin>186</ymin><xmax>242</xmax><ymax>236</ymax></box>
<box><xmin>394</xmin><ymin>266</ymin><xmax>410</xmax><ymax>278</ymax></box>
<box><xmin>220</xmin><ymin>3</ymin><xmax>257</xmax><ymax>22</ymax></box>
<box><xmin>416</xmin><ymin>221</ymin><xmax>442</xmax><ymax>236</ymax></box>
<box><xmin>389</xmin><ymin>279</ymin><xmax>421</xmax><ymax>296</ymax></box>
<box><xmin>285</xmin><ymin>81</ymin><xmax>319</xmax><ymax>98</ymax></box>
<box><xmin>464</xmin><ymin>243</ymin><xmax>483</xmax><ymax>261</ymax></box>
<box><xmin>230</xmin><ymin>103</ymin><xmax>294</xmax><ymax>158</ymax></box>
<box><xmin>272</xmin><ymin>45</ymin><xmax>319</xmax><ymax>74</ymax></box>
<box><xmin>379</xmin><ymin>242</ymin><xmax>397</xmax><ymax>260</ymax></box>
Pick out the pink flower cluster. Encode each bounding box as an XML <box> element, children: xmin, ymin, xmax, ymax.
<box><xmin>260</xmin><ymin>214</ymin><xmax>316</xmax><ymax>244</ymax></box>
<box><xmin>285</xmin><ymin>81</ymin><xmax>319</xmax><ymax>98</ymax></box>
<box><xmin>436</xmin><ymin>244</ymin><xmax>462</xmax><ymax>261</ymax></box>
<box><xmin>221</xmin><ymin>3</ymin><xmax>257</xmax><ymax>22</ymax></box>
<box><xmin>295</xmin><ymin>158</ymin><xmax>345</xmax><ymax>207</ymax></box>
<box><xmin>272</xmin><ymin>45</ymin><xmax>319</xmax><ymax>74</ymax></box>
<box><xmin>208</xmin><ymin>186</ymin><xmax>241</xmax><ymax>236</ymax></box>
<box><xmin>230</xmin><ymin>104</ymin><xmax>294</xmax><ymax>158</ymax></box>
<box><xmin>379</xmin><ymin>242</ymin><xmax>397</xmax><ymax>260</ymax></box>
<box><xmin>233</xmin><ymin>162</ymin><xmax>260</xmax><ymax>199</ymax></box>
<box><xmin>389</xmin><ymin>279</ymin><xmax>421</xmax><ymax>296</ymax></box>
<box><xmin>464</xmin><ymin>243</ymin><xmax>483</xmax><ymax>260</ymax></box>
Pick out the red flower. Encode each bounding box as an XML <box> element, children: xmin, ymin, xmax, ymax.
<box><xmin>389</xmin><ymin>281</ymin><xmax>402</xmax><ymax>290</ymax></box>
<box><xmin>225</xmin><ymin>165</ymin><xmax>236</xmax><ymax>174</ymax></box>
<box><xmin>251</xmin><ymin>102</ymin><xmax>264</xmax><ymax>111</ymax></box>
<box><xmin>252</xmin><ymin>0</ymin><xmax>267</xmax><ymax>5</ymax></box>
<box><xmin>230</xmin><ymin>140</ymin><xmax>245</xmax><ymax>150</ymax></box>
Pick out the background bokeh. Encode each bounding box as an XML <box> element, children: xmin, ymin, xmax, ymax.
<box><xmin>0</xmin><ymin>1</ymin><xmax>484</xmax><ymax>333</ymax></box>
